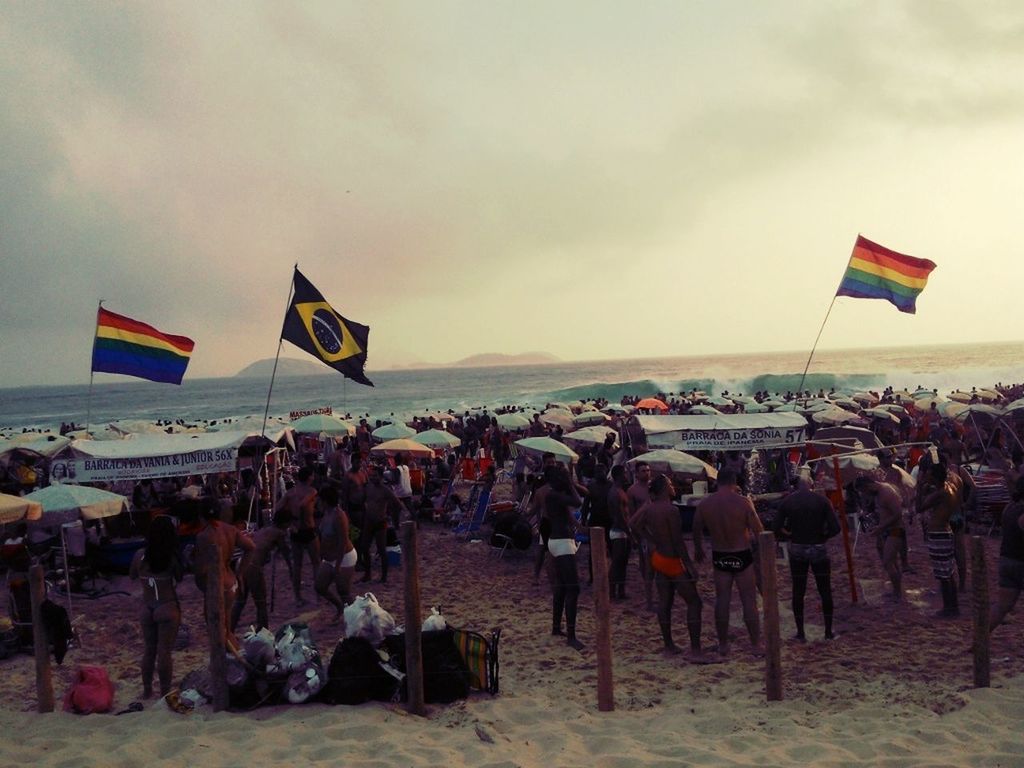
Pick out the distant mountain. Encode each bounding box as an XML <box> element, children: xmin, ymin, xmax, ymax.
<box><xmin>235</xmin><ymin>352</ymin><xmax>561</xmax><ymax>377</ymax></box>
<box><xmin>449</xmin><ymin>352</ymin><xmax>561</xmax><ymax>368</ymax></box>
<box><xmin>234</xmin><ymin>358</ymin><xmax>332</xmax><ymax>378</ymax></box>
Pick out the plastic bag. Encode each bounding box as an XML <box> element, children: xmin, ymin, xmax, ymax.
<box><xmin>63</xmin><ymin>665</ymin><xmax>115</xmax><ymax>714</ymax></box>
<box><xmin>242</xmin><ymin>626</ymin><xmax>277</xmax><ymax>670</ymax></box>
<box><xmin>343</xmin><ymin>593</ymin><xmax>397</xmax><ymax>646</ymax></box>
<box><xmin>422</xmin><ymin>606</ymin><xmax>446</xmax><ymax>632</ymax></box>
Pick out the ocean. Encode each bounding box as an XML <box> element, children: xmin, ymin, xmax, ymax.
<box><xmin>1</xmin><ymin>341</ymin><xmax>1022</xmax><ymax>434</ymax></box>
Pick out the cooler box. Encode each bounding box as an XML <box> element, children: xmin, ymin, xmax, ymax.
<box><xmin>386</xmin><ymin>546</ymin><xmax>402</xmax><ymax>567</ymax></box>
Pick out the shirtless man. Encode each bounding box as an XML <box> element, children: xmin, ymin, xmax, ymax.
<box><xmin>606</xmin><ymin>465</ymin><xmax>632</xmax><ymax>600</ymax></box>
<box><xmin>315</xmin><ymin>485</ymin><xmax>357</xmax><ymax>617</ymax></box>
<box><xmin>877</xmin><ymin>451</ymin><xmax>911</xmax><ymax>572</ymax></box>
<box><xmin>276</xmin><ymin>467</ymin><xmax>320</xmax><ymax>606</ymax></box>
<box><xmin>195</xmin><ymin>500</ymin><xmax>255</xmax><ymax>651</ymax></box>
<box><xmin>919</xmin><ymin>462</ymin><xmax>961</xmax><ymax>618</ymax></box>
<box><xmin>857</xmin><ymin>476</ymin><xmax>905</xmax><ymax>602</ymax></box>
<box><xmin>231</xmin><ymin>510</ymin><xmax>291</xmax><ymax>631</ymax></box>
<box><xmin>631</xmin><ymin>474</ymin><xmax>708</xmax><ymax>660</ymax></box>
<box><xmin>361</xmin><ymin>463</ymin><xmax>402</xmax><ymax>583</ymax></box>
<box><xmin>692</xmin><ymin>467</ymin><xmax>764</xmax><ymax>657</ymax></box>
<box><xmin>626</xmin><ymin>462</ymin><xmax>654</xmax><ymax>609</ymax></box>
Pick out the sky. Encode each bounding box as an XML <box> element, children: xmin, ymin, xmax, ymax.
<box><xmin>2</xmin><ymin>1</ymin><xmax>1023</xmax><ymax>388</ymax></box>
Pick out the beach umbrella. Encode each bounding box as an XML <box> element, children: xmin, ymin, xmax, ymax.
<box><xmin>850</xmin><ymin>392</ymin><xmax>879</xmax><ymax>405</ymax></box>
<box><xmin>572</xmin><ymin>411</ymin><xmax>609</xmax><ymax>427</ymax></box>
<box><xmin>109</xmin><ymin>420</ymin><xmax>164</xmax><ymax>435</ymax></box>
<box><xmin>739</xmin><ymin>401</ymin><xmax>770</xmax><ymax>413</ymax></box>
<box><xmin>369</xmin><ymin>438</ymin><xmax>435</xmax><ymax>460</ymax></box>
<box><xmin>1004</xmin><ymin>398</ymin><xmax>1024</xmax><ymax>413</ymax></box>
<box><xmin>494</xmin><ymin>413</ymin><xmax>531</xmax><ymax>430</ymax></box>
<box><xmin>562</xmin><ymin>426</ymin><xmax>618</xmax><ymax>448</ymax></box>
<box><xmin>771</xmin><ymin>402</ymin><xmax>800</xmax><ymax>412</ymax></box>
<box><xmin>577</xmin><ymin>403</ymin><xmax>599</xmax><ymax>412</ymax></box>
<box><xmin>830</xmin><ymin>397</ymin><xmax>861</xmax><ymax>411</ymax></box>
<box><xmin>875</xmin><ymin>403</ymin><xmax>908</xmax><ymax>415</ymax></box>
<box><xmin>812</xmin><ymin>426</ymin><xmax>883</xmax><ymax>451</ymax></box>
<box><xmin>862</xmin><ymin>407</ymin><xmax>901</xmax><ymax>423</ymax></box>
<box><xmin>948</xmin><ymin>391</ymin><xmax>973</xmax><ymax>404</ymax></box>
<box><xmin>627</xmin><ymin>449</ymin><xmax>718</xmax><ymax>481</ymax></box>
<box><xmin>635</xmin><ymin>397</ymin><xmax>669</xmax><ymax>412</ymax></box>
<box><xmin>602</xmin><ymin>404</ymin><xmax>633</xmax><ymax>414</ymax></box>
<box><xmin>975</xmin><ymin>389</ymin><xmax>1003</xmax><ymax>403</ymax></box>
<box><xmin>938</xmin><ymin>401</ymin><xmax>968</xmax><ymax>419</ymax></box>
<box><xmin>688</xmin><ymin>404</ymin><xmax>722</xmax><ymax>416</ymax></box>
<box><xmin>514</xmin><ymin>437</ymin><xmax>579</xmax><ymax>465</ymax></box>
<box><xmin>290</xmin><ymin>414</ymin><xmax>356</xmax><ymax>437</ymax></box>
<box><xmin>811</xmin><ymin>407</ymin><xmax>864</xmax><ymax>426</ymax></box>
<box><xmin>0</xmin><ymin>493</ymin><xmax>42</xmax><ymax>525</ymax></box>
<box><xmin>24</xmin><ymin>484</ymin><xmax>129</xmax><ymax>525</ymax></box>
<box><xmin>413</xmin><ymin>429</ymin><xmax>461</xmax><ymax>449</ymax></box>
<box><xmin>539</xmin><ymin>410</ymin><xmax>575</xmax><ymax>430</ymax></box>
<box><xmin>705</xmin><ymin>396</ymin><xmax>733</xmax><ymax>407</ymax></box>
<box><xmin>371</xmin><ymin>423</ymin><xmax>417</xmax><ymax>441</ymax></box>
<box><xmin>953</xmin><ymin>403</ymin><xmax>1004</xmax><ymax>422</ymax></box>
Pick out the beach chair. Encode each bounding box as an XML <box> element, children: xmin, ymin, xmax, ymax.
<box><xmin>453</xmin><ymin>487</ymin><xmax>491</xmax><ymax>540</ymax></box>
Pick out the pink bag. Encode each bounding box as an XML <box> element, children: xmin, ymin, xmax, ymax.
<box><xmin>63</xmin><ymin>665</ymin><xmax>115</xmax><ymax>714</ymax></box>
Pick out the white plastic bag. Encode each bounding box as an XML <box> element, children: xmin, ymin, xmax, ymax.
<box><xmin>343</xmin><ymin>592</ymin><xmax>397</xmax><ymax>646</ymax></box>
<box><xmin>422</xmin><ymin>606</ymin><xmax>446</xmax><ymax>632</ymax></box>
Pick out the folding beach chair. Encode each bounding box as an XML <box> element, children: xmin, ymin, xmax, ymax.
<box><xmin>452</xmin><ymin>486</ymin><xmax>491</xmax><ymax>540</ymax></box>
<box><xmin>451</xmin><ymin>627</ymin><xmax>501</xmax><ymax>694</ymax></box>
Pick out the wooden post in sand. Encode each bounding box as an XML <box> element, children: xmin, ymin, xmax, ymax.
<box><xmin>402</xmin><ymin>521</ymin><xmax>426</xmax><ymax>716</ymax></box>
<box><xmin>29</xmin><ymin>564</ymin><xmax>54</xmax><ymax>713</ymax></box>
<box><xmin>831</xmin><ymin>455</ymin><xmax>859</xmax><ymax>603</ymax></box>
<box><xmin>590</xmin><ymin>526</ymin><xmax>614</xmax><ymax>712</ymax></box>
<box><xmin>970</xmin><ymin>536</ymin><xmax>990</xmax><ymax>689</ymax></box>
<box><xmin>758</xmin><ymin>531</ymin><xmax>783</xmax><ymax>702</ymax></box>
<box><xmin>202</xmin><ymin>542</ymin><xmax>229</xmax><ymax>712</ymax></box>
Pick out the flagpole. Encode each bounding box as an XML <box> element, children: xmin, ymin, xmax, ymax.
<box><xmin>85</xmin><ymin>300</ymin><xmax>104</xmax><ymax>435</ymax></box>
<box><xmin>796</xmin><ymin>239</ymin><xmax>858</xmax><ymax>398</ymax></box>
<box><xmin>249</xmin><ymin>267</ymin><xmax>297</xmax><ymax>528</ymax></box>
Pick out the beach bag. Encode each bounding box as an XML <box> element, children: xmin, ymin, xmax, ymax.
<box><xmin>343</xmin><ymin>593</ymin><xmax>396</xmax><ymax>647</ymax></box>
<box><xmin>381</xmin><ymin>629</ymin><xmax>471</xmax><ymax>704</ymax></box>
<box><xmin>63</xmin><ymin>665</ymin><xmax>115</xmax><ymax>714</ymax></box>
<box><xmin>323</xmin><ymin>637</ymin><xmax>401</xmax><ymax>705</ymax></box>
<box><xmin>452</xmin><ymin>627</ymin><xmax>501</xmax><ymax>694</ymax></box>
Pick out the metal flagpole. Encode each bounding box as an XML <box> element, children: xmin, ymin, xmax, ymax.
<box><xmin>248</xmin><ymin>266</ymin><xmax>297</xmax><ymax>528</ymax></box>
<box><xmin>85</xmin><ymin>300</ymin><xmax>104</xmax><ymax>435</ymax></box>
<box><xmin>796</xmin><ymin>241</ymin><xmax>858</xmax><ymax>398</ymax></box>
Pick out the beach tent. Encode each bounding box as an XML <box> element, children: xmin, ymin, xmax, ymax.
<box><xmin>49</xmin><ymin>431</ymin><xmax>251</xmax><ymax>484</ymax></box>
<box><xmin>0</xmin><ymin>493</ymin><xmax>43</xmax><ymax>525</ymax></box>
<box><xmin>631</xmin><ymin>413</ymin><xmax>808</xmax><ymax>452</ymax></box>
<box><xmin>513</xmin><ymin>437</ymin><xmax>579</xmax><ymax>465</ymax></box>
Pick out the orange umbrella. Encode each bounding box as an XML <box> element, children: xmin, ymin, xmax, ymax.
<box><xmin>635</xmin><ymin>397</ymin><xmax>668</xmax><ymax>412</ymax></box>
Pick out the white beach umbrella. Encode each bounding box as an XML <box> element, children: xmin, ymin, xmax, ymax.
<box><xmin>0</xmin><ymin>493</ymin><xmax>42</xmax><ymax>525</ymax></box>
<box><xmin>514</xmin><ymin>437</ymin><xmax>579</xmax><ymax>465</ymax></box>
<box><xmin>562</xmin><ymin>426</ymin><xmax>618</xmax><ymax>448</ymax></box>
<box><xmin>688</xmin><ymin>404</ymin><xmax>722</xmax><ymax>416</ymax></box>
<box><xmin>948</xmin><ymin>391</ymin><xmax>974</xmax><ymax>404</ymax></box>
<box><xmin>413</xmin><ymin>429</ymin><xmax>461</xmax><ymax>449</ymax></box>
<box><xmin>812</xmin><ymin>407</ymin><xmax>864</xmax><ymax>426</ymax></box>
<box><xmin>627</xmin><ymin>449</ymin><xmax>718</xmax><ymax>481</ymax></box>
<box><xmin>740</xmin><ymin>401</ymin><xmax>770</xmax><ymax>413</ymax></box>
<box><xmin>370</xmin><ymin>438</ymin><xmax>434</xmax><ymax>459</ymax></box>
<box><xmin>938</xmin><ymin>402</ymin><xmax>968</xmax><ymax>418</ymax></box>
<box><xmin>371</xmin><ymin>423</ymin><xmax>417</xmax><ymax>441</ymax></box>
<box><xmin>863</xmin><ymin>407</ymin><xmax>901</xmax><ymax>423</ymax></box>
<box><xmin>24</xmin><ymin>484</ymin><xmax>129</xmax><ymax>526</ymax></box>
<box><xmin>850</xmin><ymin>392</ymin><xmax>880</xmax><ymax>405</ymax></box>
<box><xmin>495</xmin><ymin>413</ymin><xmax>532</xmax><ymax>430</ymax></box>
<box><xmin>539</xmin><ymin>410</ymin><xmax>575</xmax><ymax>430</ymax></box>
<box><xmin>291</xmin><ymin>414</ymin><xmax>357</xmax><ymax>436</ymax></box>
<box><xmin>953</xmin><ymin>403</ymin><xmax>1004</xmax><ymax>421</ymax></box>
<box><xmin>875</xmin><ymin>403</ymin><xmax>908</xmax><ymax>415</ymax></box>
<box><xmin>572</xmin><ymin>411</ymin><xmax>609</xmax><ymax>427</ymax></box>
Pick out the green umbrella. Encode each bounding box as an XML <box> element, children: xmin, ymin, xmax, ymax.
<box><xmin>495</xmin><ymin>413</ymin><xmax>531</xmax><ymax>430</ymax></box>
<box><xmin>290</xmin><ymin>414</ymin><xmax>356</xmax><ymax>436</ymax></box>
<box><xmin>414</xmin><ymin>429</ymin><xmax>461</xmax><ymax>449</ymax></box>
<box><xmin>24</xmin><ymin>484</ymin><xmax>128</xmax><ymax>525</ymax></box>
<box><xmin>514</xmin><ymin>437</ymin><xmax>578</xmax><ymax>465</ymax></box>
<box><xmin>627</xmin><ymin>449</ymin><xmax>717</xmax><ymax>480</ymax></box>
<box><xmin>372</xmin><ymin>423</ymin><xmax>417</xmax><ymax>441</ymax></box>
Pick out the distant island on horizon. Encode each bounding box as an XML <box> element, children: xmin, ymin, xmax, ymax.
<box><xmin>234</xmin><ymin>351</ymin><xmax>561</xmax><ymax>378</ymax></box>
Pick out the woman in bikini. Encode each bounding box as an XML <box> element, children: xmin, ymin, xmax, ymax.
<box><xmin>129</xmin><ymin>515</ymin><xmax>183</xmax><ymax>699</ymax></box>
<box><xmin>316</xmin><ymin>485</ymin><xmax>357</xmax><ymax>618</ymax></box>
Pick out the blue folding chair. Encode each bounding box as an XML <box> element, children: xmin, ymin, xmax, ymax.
<box><xmin>453</xmin><ymin>486</ymin><xmax>492</xmax><ymax>540</ymax></box>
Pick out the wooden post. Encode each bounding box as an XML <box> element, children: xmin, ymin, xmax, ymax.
<box><xmin>29</xmin><ymin>564</ymin><xmax>54</xmax><ymax>713</ymax></box>
<box><xmin>970</xmin><ymin>536</ymin><xmax>990</xmax><ymax>688</ymax></box>
<box><xmin>831</xmin><ymin>455</ymin><xmax>858</xmax><ymax>603</ymax></box>
<box><xmin>759</xmin><ymin>531</ymin><xmax>783</xmax><ymax>701</ymax></box>
<box><xmin>590</xmin><ymin>526</ymin><xmax>614</xmax><ymax>712</ymax></box>
<box><xmin>402</xmin><ymin>521</ymin><xmax>426</xmax><ymax>716</ymax></box>
<box><xmin>203</xmin><ymin>540</ymin><xmax>229</xmax><ymax>712</ymax></box>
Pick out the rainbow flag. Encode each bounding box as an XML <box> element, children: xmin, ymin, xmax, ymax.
<box><xmin>835</xmin><ymin>235</ymin><xmax>936</xmax><ymax>314</ymax></box>
<box><xmin>91</xmin><ymin>308</ymin><xmax>195</xmax><ymax>384</ymax></box>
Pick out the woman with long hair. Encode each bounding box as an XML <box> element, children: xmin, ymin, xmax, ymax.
<box><xmin>129</xmin><ymin>515</ymin><xmax>182</xmax><ymax>698</ymax></box>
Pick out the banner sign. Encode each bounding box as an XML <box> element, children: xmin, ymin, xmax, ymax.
<box><xmin>663</xmin><ymin>425</ymin><xmax>806</xmax><ymax>452</ymax></box>
<box><xmin>51</xmin><ymin>446</ymin><xmax>239</xmax><ymax>484</ymax></box>
<box><xmin>290</xmin><ymin>406</ymin><xmax>332</xmax><ymax>420</ymax></box>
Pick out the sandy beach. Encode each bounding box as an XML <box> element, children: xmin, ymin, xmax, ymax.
<box><xmin>1</xmin><ymin>474</ymin><xmax>1022</xmax><ymax>768</ymax></box>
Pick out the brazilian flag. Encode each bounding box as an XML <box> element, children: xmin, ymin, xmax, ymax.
<box><xmin>281</xmin><ymin>268</ymin><xmax>373</xmax><ymax>386</ymax></box>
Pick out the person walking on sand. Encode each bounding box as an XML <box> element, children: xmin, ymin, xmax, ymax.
<box><xmin>277</xmin><ymin>467</ymin><xmax>320</xmax><ymax>606</ymax></box>
<box><xmin>627</xmin><ymin>462</ymin><xmax>654</xmax><ymax>610</ymax></box>
<box><xmin>361</xmin><ymin>463</ymin><xmax>401</xmax><ymax>583</ymax></box>
<box><xmin>857</xmin><ymin>475</ymin><xmax>906</xmax><ymax>603</ymax></box>
<box><xmin>129</xmin><ymin>515</ymin><xmax>183</xmax><ymax>699</ymax></box>
<box><xmin>315</xmin><ymin>485</ymin><xmax>357</xmax><ymax>616</ymax></box>
<box><xmin>546</xmin><ymin>463</ymin><xmax>586</xmax><ymax>651</ymax></box>
<box><xmin>606</xmin><ymin>465</ymin><xmax>632</xmax><ymax>600</ymax></box>
<box><xmin>692</xmin><ymin>467</ymin><xmax>764</xmax><ymax>657</ymax></box>
<box><xmin>631</xmin><ymin>473</ymin><xmax>710</xmax><ymax>660</ymax></box>
<box><xmin>918</xmin><ymin>461</ymin><xmax>961</xmax><ymax>618</ymax></box>
<box><xmin>773</xmin><ymin>476</ymin><xmax>840</xmax><ymax>640</ymax></box>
